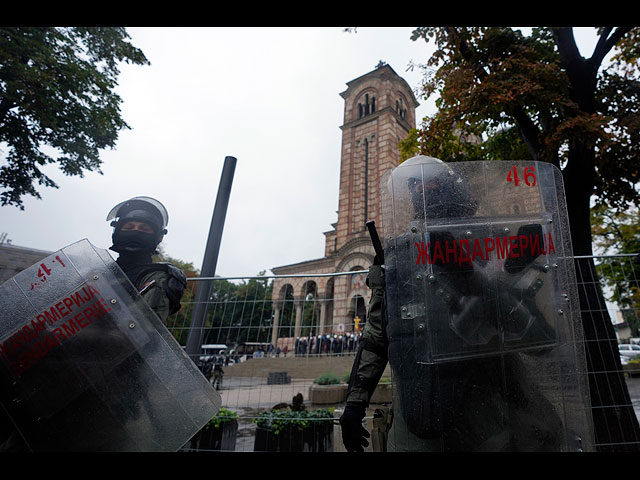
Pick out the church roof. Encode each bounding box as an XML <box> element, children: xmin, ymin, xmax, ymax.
<box><xmin>340</xmin><ymin>63</ymin><xmax>420</xmax><ymax>107</ymax></box>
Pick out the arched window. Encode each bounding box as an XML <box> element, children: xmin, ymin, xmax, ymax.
<box><xmin>396</xmin><ymin>96</ymin><xmax>407</xmax><ymax>120</ymax></box>
<box><xmin>357</xmin><ymin>92</ymin><xmax>376</xmax><ymax>119</ymax></box>
<box><xmin>301</xmin><ymin>281</ymin><xmax>318</xmax><ymax>337</ymax></box>
<box><xmin>278</xmin><ymin>284</ymin><xmax>296</xmax><ymax>339</ymax></box>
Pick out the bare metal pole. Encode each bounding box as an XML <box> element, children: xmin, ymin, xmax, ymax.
<box><xmin>185</xmin><ymin>156</ymin><xmax>237</xmax><ymax>358</ymax></box>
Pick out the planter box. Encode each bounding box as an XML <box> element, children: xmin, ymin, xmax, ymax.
<box><xmin>267</xmin><ymin>371</ymin><xmax>291</xmax><ymax>384</ymax></box>
<box><xmin>254</xmin><ymin>422</ymin><xmax>333</xmax><ymax>452</ymax></box>
<box><xmin>309</xmin><ymin>383</ymin><xmax>348</xmax><ymax>404</ymax></box>
<box><xmin>309</xmin><ymin>382</ymin><xmax>391</xmax><ymax>405</ymax></box>
<box><xmin>188</xmin><ymin>419</ymin><xmax>238</xmax><ymax>451</ymax></box>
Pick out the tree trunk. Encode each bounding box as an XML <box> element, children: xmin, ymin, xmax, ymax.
<box><xmin>551</xmin><ymin>27</ymin><xmax>640</xmax><ymax>450</ymax></box>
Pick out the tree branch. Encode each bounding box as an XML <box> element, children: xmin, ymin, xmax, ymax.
<box><xmin>511</xmin><ymin>107</ymin><xmax>543</xmax><ymax>162</ymax></box>
<box><xmin>0</xmin><ymin>98</ymin><xmax>16</xmax><ymax>126</ymax></box>
<box><xmin>551</xmin><ymin>27</ymin><xmax>582</xmax><ymax>70</ymax></box>
<box><xmin>444</xmin><ymin>27</ymin><xmax>488</xmax><ymax>80</ymax></box>
<box><xmin>590</xmin><ymin>27</ymin><xmax>632</xmax><ymax>70</ymax></box>
<box><xmin>445</xmin><ymin>27</ymin><xmax>545</xmax><ymax>161</ymax></box>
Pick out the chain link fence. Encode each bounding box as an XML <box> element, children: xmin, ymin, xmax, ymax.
<box><xmin>167</xmin><ymin>254</ymin><xmax>640</xmax><ymax>452</ymax></box>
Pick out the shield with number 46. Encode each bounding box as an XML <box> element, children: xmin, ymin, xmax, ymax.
<box><xmin>0</xmin><ymin>239</ymin><xmax>220</xmax><ymax>451</ymax></box>
<box><xmin>380</xmin><ymin>156</ymin><xmax>593</xmax><ymax>451</ymax></box>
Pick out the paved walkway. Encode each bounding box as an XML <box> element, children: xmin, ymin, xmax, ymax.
<box><xmin>626</xmin><ymin>376</ymin><xmax>640</xmax><ymax>420</ymax></box>
<box><xmin>215</xmin><ymin>375</ymin><xmax>640</xmax><ymax>452</ymax></box>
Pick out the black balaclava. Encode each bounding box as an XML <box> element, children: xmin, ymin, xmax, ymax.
<box><xmin>108</xmin><ymin>199</ymin><xmax>168</xmax><ymax>277</ymax></box>
<box><xmin>111</xmin><ymin>209</ymin><xmax>163</xmax><ymax>254</ymax></box>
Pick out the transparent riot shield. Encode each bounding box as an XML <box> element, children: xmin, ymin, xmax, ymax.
<box><xmin>0</xmin><ymin>239</ymin><xmax>221</xmax><ymax>451</ymax></box>
<box><xmin>381</xmin><ymin>158</ymin><xmax>593</xmax><ymax>451</ymax></box>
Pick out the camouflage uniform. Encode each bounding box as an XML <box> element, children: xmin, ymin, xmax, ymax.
<box><xmin>138</xmin><ymin>270</ymin><xmax>174</xmax><ymax>323</ymax></box>
<box><xmin>344</xmin><ymin>264</ymin><xmax>388</xmax><ymax>407</ymax></box>
<box><xmin>122</xmin><ymin>262</ymin><xmax>186</xmax><ymax>326</ymax></box>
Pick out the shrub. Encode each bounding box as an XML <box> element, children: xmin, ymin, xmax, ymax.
<box><xmin>205</xmin><ymin>408</ymin><xmax>238</xmax><ymax>429</ymax></box>
<box><xmin>253</xmin><ymin>408</ymin><xmax>334</xmax><ymax>435</ymax></box>
<box><xmin>313</xmin><ymin>372</ymin><xmax>342</xmax><ymax>385</ymax></box>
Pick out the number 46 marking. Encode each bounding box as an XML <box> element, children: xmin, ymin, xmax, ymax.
<box><xmin>507</xmin><ymin>165</ymin><xmax>536</xmax><ymax>187</ymax></box>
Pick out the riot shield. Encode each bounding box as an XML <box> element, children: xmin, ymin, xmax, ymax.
<box><xmin>0</xmin><ymin>239</ymin><xmax>221</xmax><ymax>451</ymax></box>
<box><xmin>381</xmin><ymin>157</ymin><xmax>593</xmax><ymax>451</ymax></box>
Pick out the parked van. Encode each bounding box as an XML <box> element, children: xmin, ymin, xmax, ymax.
<box><xmin>618</xmin><ymin>344</ymin><xmax>640</xmax><ymax>359</ymax></box>
<box><xmin>200</xmin><ymin>344</ymin><xmax>228</xmax><ymax>361</ymax></box>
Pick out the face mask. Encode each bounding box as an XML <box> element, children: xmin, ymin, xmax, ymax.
<box><xmin>112</xmin><ymin>230</ymin><xmax>158</xmax><ymax>253</ymax></box>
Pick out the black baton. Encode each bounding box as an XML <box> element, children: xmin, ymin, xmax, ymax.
<box><xmin>365</xmin><ymin>220</ymin><xmax>384</xmax><ymax>265</ymax></box>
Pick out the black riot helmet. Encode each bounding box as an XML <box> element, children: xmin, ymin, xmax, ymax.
<box><xmin>107</xmin><ymin>196</ymin><xmax>169</xmax><ymax>254</ymax></box>
<box><xmin>401</xmin><ymin>155</ymin><xmax>477</xmax><ymax>219</ymax></box>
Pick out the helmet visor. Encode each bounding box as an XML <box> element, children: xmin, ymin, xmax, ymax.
<box><xmin>106</xmin><ymin>196</ymin><xmax>169</xmax><ymax>229</ymax></box>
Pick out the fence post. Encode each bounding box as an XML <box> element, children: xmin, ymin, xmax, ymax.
<box><xmin>185</xmin><ymin>156</ymin><xmax>237</xmax><ymax>358</ymax></box>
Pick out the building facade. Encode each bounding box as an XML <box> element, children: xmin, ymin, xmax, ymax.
<box><xmin>0</xmin><ymin>243</ymin><xmax>52</xmax><ymax>285</ymax></box>
<box><xmin>269</xmin><ymin>64</ymin><xmax>419</xmax><ymax>346</ymax></box>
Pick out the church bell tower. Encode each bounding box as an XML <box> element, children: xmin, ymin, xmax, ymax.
<box><xmin>324</xmin><ymin>62</ymin><xmax>419</xmax><ymax>256</ymax></box>
<box><xmin>270</xmin><ymin>63</ymin><xmax>419</xmax><ymax>340</ymax></box>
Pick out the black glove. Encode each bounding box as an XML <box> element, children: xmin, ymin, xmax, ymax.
<box><xmin>366</xmin><ymin>264</ymin><xmax>385</xmax><ymax>290</ymax></box>
<box><xmin>339</xmin><ymin>403</ymin><xmax>370</xmax><ymax>452</ymax></box>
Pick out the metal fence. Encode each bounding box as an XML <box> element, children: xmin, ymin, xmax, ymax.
<box><xmin>167</xmin><ymin>254</ymin><xmax>640</xmax><ymax>452</ymax></box>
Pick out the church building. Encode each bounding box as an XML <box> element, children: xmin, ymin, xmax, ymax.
<box><xmin>269</xmin><ymin>63</ymin><xmax>419</xmax><ymax>346</ymax></box>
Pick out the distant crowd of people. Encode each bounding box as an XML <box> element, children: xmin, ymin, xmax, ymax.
<box><xmin>284</xmin><ymin>332</ymin><xmax>363</xmax><ymax>357</ymax></box>
<box><xmin>229</xmin><ymin>332</ymin><xmax>365</xmax><ymax>360</ymax></box>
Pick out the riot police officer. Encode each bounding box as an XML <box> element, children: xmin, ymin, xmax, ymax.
<box><xmin>0</xmin><ymin>197</ymin><xmax>214</xmax><ymax>452</ymax></box>
<box><xmin>339</xmin><ymin>156</ymin><xmax>588</xmax><ymax>452</ymax></box>
<box><xmin>107</xmin><ymin>196</ymin><xmax>187</xmax><ymax>325</ymax></box>
<box><xmin>212</xmin><ymin>360</ymin><xmax>224</xmax><ymax>391</ymax></box>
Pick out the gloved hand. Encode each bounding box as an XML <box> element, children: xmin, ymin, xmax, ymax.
<box><xmin>366</xmin><ymin>264</ymin><xmax>385</xmax><ymax>290</ymax></box>
<box><xmin>339</xmin><ymin>402</ymin><xmax>370</xmax><ymax>452</ymax></box>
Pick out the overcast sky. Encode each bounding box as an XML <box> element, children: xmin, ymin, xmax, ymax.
<box><xmin>0</xmin><ymin>27</ymin><xmax>604</xmax><ymax>278</ymax></box>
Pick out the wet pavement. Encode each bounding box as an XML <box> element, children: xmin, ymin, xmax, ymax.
<box><xmin>626</xmin><ymin>376</ymin><xmax>640</xmax><ymax>420</ymax></box>
<box><xmin>212</xmin><ymin>375</ymin><xmax>640</xmax><ymax>452</ymax></box>
<box><xmin>217</xmin><ymin>377</ymin><xmax>319</xmax><ymax>452</ymax></box>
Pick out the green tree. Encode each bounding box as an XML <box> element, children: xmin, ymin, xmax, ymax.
<box><xmin>591</xmin><ymin>205</ymin><xmax>640</xmax><ymax>257</ymax></box>
<box><xmin>229</xmin><ymin>273</ymin><xmax>274</xmax><ymax>345</ymax></box>
<box><xmin>591</xmin><ymin>205</ymin><xmax>640</xmax><ymax>336</ymax></box>
<box><xmin>153</xmin><ymin>246</ymin><xmax>200</xmax><ymax>278</ymax></box>
<box><xmin>277</xmin><ymin>284</ymin><xmax>297</xmax><ymax>340</ymax></box>
<box><xmin>0</xmin><ymin>27</ymin><xmax>149</xmax><ymax>208</ymax></box>
<box><xmin>201</xmin><ymin>272</ymin><xmax>274</xmax><ymax>347</ymax></box>
<box><xmin>406</xmin><ymin>27</ymin><xmax>640</xmax><ymax>451</ymax></box>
